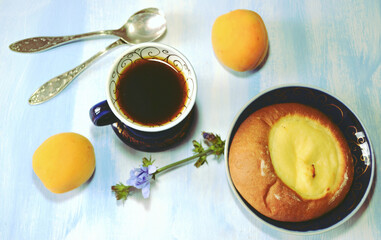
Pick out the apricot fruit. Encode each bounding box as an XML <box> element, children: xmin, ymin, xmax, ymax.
<box><xmin>33</xmin><ymin>132</ymin><xmax>95</xmax><ymax>194</ymax></box>
<box><xmin>211</xmin><ymin>9</ymin><xmax>268</xmax><ymax>72</ymax></box>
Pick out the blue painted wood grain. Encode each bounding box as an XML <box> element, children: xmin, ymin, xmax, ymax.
<box><xmin>0</xmin><ymin>0</ymin><xmax>380</xmax><ymax>239</ymax></box>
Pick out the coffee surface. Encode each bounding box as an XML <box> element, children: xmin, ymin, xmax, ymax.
<box><xmin>116</xmin><ymin>59</ymin><xmax>187</xmax><ymax>126</ymax></box>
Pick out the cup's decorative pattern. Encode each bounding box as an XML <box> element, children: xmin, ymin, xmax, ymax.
<box><xmin>108</xmin><ymin>44</ymin><xmax>196</xmax><ymax>131</ymax></box>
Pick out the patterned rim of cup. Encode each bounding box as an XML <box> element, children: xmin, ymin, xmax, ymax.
<box><xmin>106</xmin><ymin>42</ymin><xmax>197</xmax><ymax>132</ymax></box>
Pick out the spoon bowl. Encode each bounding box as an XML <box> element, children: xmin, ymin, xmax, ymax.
<box><xmin>121</xmin><ymin>8</ymin><xmax>167</xmax><ymax>44</ymax></box>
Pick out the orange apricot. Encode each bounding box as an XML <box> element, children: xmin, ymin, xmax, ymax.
<box><xmin>33</xmin><ymin>132</ymin><xmax>95</xmax><ymax>193</ymax></box>
<box><xmin>212</xmin><ymin>9</ymin><xmax>268</xmax><ymax>72</ymax></box>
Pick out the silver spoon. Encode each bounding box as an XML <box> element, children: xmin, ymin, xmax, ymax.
<box><xmin>10</xmin><ymin>8</ymin><xmax>165</xmax><ymax>52</ymax></box>
<box><xmin>28</xmin><ymin>8</ymin><xmax>166</xmax><ymax>105</ymax></box>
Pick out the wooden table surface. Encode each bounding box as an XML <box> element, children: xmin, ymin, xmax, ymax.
<box><xmin>0</xmin><ymin>0</ymin><xmax>380</xmax><ymax>239</ymax></box>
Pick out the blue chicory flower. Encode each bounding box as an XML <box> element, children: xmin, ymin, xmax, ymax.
<box><xmin>126</xmin><ymin>165</ymin><xmax>157</xmax><ymax>198</ymax></box>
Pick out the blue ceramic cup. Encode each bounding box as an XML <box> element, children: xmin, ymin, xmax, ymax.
<box><xmin>90</xmin><ymin>43</ymin><xmax>197</xmax><ymax>151</ymax></box>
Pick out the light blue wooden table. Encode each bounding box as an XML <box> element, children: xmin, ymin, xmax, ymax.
<box><xmin>0</xmin><ymin>0</ymin><xmax>380</xmax><ymax>239</ymax></box>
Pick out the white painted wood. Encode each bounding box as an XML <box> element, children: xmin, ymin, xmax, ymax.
<box><xmin>0</xmin><ymin>0</ymin><xmax>380</xmax><ymax>239</ymax></box>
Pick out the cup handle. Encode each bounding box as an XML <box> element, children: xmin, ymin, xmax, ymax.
<box><xmin>89</xmin><ymin>100</ymin><xmax>119</xmax><ymax>126</ymax></box>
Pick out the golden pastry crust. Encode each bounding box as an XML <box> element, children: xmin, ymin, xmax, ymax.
<box><xmin>229</xmin><ymin>103</ymin><xmax>353</xmax><ymax>222</ymax></box>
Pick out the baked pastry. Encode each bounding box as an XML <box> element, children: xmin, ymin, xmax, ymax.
<box><xmin>229</xmin><ymin>103</ymin><xmax>353</xmax><ymax>222</ymax></box>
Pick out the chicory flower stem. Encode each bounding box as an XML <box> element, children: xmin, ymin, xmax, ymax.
<box><xmin>155</xmin><ymin>149</ymin><xmax>214</xmax><ymax>174</ymax></box>
<box><xmin>111</xmin><ymin>132</ymin><xmax>225</xmax><ymax>201</ymax></box>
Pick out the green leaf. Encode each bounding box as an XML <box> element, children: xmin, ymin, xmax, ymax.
<box><xmin>194</xmin><ymin>155</ymin><xmax>208</xmax><ymax>168</ymax></box>
<box><xmin>111</xmin><ymin>183</ymin><xmax>131</xmax><ymax>201</ymax></box>
<box><xmin>142</xmin><ymin>156</ymin><xmax>155</xmax><ymax>167</ymax></box>
<box><xmin>192</xmin><ymin>139</ymin><xmax>208</xmax><ymax>167</ymax></box>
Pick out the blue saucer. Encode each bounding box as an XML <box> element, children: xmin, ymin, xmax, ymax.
<box><xmin>111</xmin><ymin>108</ymin><xmax>194</xmax><ymax>152</ymax></box>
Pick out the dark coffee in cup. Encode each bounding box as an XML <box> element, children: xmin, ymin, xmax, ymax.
<box><xmin>90</xmin><ymin>43</ymin><xmax>197</xmax><ymax>135</ymax></box>
<box><xmin>115</xmin><ymin>58</ymin><xmax>188</xmax><ymax>126</ymax></box>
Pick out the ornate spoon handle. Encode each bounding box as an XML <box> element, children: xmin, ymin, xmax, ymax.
<box><xmin>9</xmin><ymin>30</ymin><xmax>114</xmax><ymax>53</ymax></box>
<box><xmin>28</xmin><ymin>39</ymin><xmax>125</xmax><ymax>105</ymax></box>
